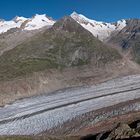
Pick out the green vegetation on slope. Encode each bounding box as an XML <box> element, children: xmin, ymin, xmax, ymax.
<box><xmin>0</xmin><ymin>16</ymin><xmax>121</xmax><ymax>81</ymax></box>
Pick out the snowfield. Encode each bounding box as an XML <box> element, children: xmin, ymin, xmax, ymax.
<box><xmin>0</xmin><ymin>75</ymin><xmax>140</xmax><ymax>135</ymax></box>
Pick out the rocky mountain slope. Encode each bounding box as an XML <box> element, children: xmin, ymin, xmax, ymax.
<box><xmin>0</xmin><ymin>16</ymin><xmax>121</xmax><ymax>81</ymax></box>
<box><xmin>0</xmin><ymin>14</ymin><xmax>55</xmax><ymax>56</ymax></box>
<box><xmin>71</xmin><ymin>13</ymin><xmax>140</xmax><ymax>67</ymax></box>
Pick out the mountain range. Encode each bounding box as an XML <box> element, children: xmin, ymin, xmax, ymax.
<box><xmin>0</xmin><ymin>12</ymin><xmax>127</xmax><ymax>40</ymax></box>
<box><xmin>0</xmin><ymin>12</ymin><xmax>140</xmax><ymax>105</ymax></box>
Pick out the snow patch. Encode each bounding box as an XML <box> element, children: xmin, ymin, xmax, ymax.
<box><xmin>24</xmin><ymin>14</ymin><xmax>55</xmax><ymax>30</ymax></box>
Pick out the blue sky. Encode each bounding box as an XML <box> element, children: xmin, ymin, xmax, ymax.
<box><xmin>0</xmin><ymin>0</ymin><xmax>139</xmax><ymax>22</ymax></box>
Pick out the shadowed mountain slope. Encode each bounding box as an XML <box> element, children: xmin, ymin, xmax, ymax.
<box><xmin>108</xmin><ymin>19</ymin><xmax>140</xmax><ymax>63</ymax></box>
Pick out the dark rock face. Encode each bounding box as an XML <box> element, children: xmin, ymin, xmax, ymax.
<box><xmin>81</xmin><ymin>122</ymin><xmax>140</xmax><ymax>140</ymax></box>
<box><xmin>108</xmin><ymin>19</ymin><xmax>140</xmax><ymax>48</ymax></box>
<box><xmin>107</xmin><ymin>19</ymin><xmax>140</xmax><ymax>63</ymax></box>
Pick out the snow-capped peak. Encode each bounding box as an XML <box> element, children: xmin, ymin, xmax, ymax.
<box><xmin>71</xmin><ymin>12</ymin><xmax>126</xmax><ymax>41</ymax></box>
<box><xmin>24</xmin><ymin>14</ymin><xmax>55</xmax><ymax>30</ymax></box>
<box><xmin>0</xmin><ymin>14</ymin><xmax>55</xmax><ymax>34</ymax></box>
<box><xmin>116</xmin><ymin>19</ymin><xmax>127</xmax><ymax>30</ymax></box>
<box><xmin>13</xmin><ymin>16</ymin><xmax>28</xmax><ymax>22</ymax></box>
<box><xmin>71</xmin><ymin>11</ymin><xmax>98</xmax><ymax>24</ymax></box>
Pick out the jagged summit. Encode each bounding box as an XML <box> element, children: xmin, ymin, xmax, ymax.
<box><xmin>71</xmin><ymin>11</ymin><xmax>126</xmax><ymax>41</ymax></box>
<box><xmin>24</xmin><ymin>14</ymin><xmax>55</xmax><ymax>30</ymax></box>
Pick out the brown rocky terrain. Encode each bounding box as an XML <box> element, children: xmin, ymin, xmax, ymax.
<box><xmin>0</xmin><ymin>59</ymin><xmax>139</xmax><ymax>106</ymax></box>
